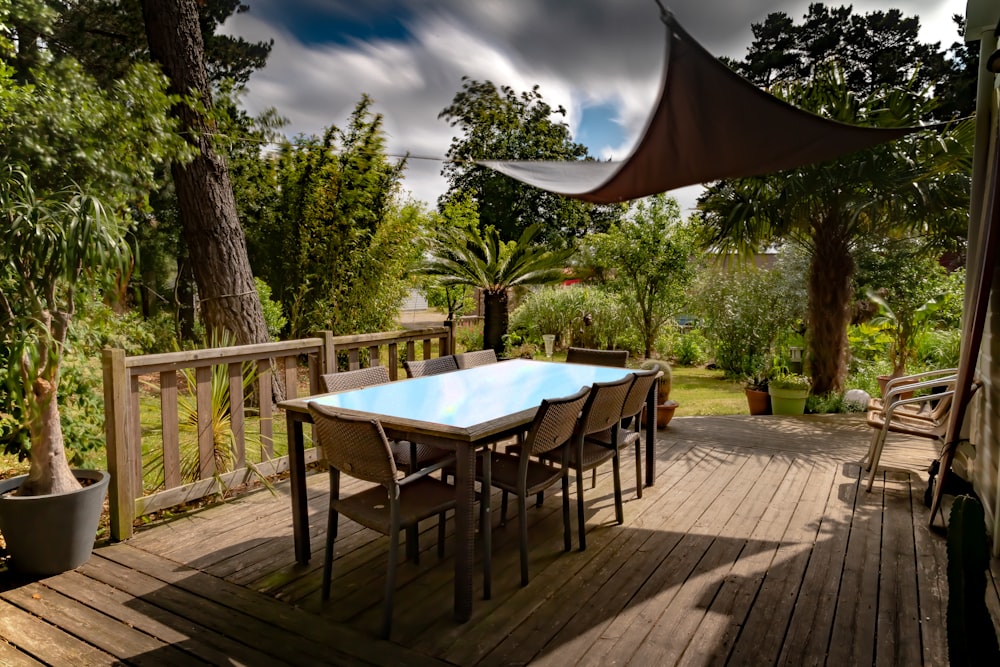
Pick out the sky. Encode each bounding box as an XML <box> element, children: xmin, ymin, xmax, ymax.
<box><xmin>224</xmin><ymin>0</ymin><xmax>969</xmax><ymax>216</ymax></box>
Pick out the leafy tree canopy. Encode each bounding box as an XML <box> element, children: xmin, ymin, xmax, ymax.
<box><xmin>728</xmin><ymin>3</ymin><xmax>973</xmax><ymax>119</ymax></box>
<box><xmin>699</xmin><ymin>66</ymin><xmax>972</xmax><ymax>394</ymax></box>
<box><xmin>439</xmin><ymin>77</ymin><xmax>619</xmax><ymax>247</ymax></box>
<box><xmin>584</xmin><ymin>194</ymin><xmax>698</xmax><ymax>358</ymax></box>
<box><xmin>246</xmin><ymin>96</ymin><xmax>423</xmax><ymax>338</ymax></box>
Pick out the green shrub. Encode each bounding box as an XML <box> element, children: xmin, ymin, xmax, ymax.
<box><xmin>675</xmin><ymin>329</ymin><xmax>708</xmax><ymax>366</ymax></box>
<box><xmin>917</xmin><ymin>329</ymin><xmax>962</xmax><ymax>369</ymax></box>
<box><xmin>256</xmin><ymin>277</ymin><xmax>287</xmax><ymax>340</ymax></box>
<box><xmin>509</xmin><ymin>285</ymin><xmax>629</xmax><ymax>352</ymax></box>
<box><xmin>456</xmin><ymin>320</ymin><xmax>484</xmax><ymax>352</ymax></box>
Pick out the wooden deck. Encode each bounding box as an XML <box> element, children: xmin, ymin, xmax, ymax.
<box><xmin>3</xmin><ymin>414</ymin><xmax>999</xmax><ymax>666</ymax></box>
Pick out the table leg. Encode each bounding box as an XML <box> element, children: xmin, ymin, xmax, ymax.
<box><xmin>454</xmin><ymin>444</ymin><xmax>475</xmax><ymax>622</ymax></box>
<box><xmin>645</xmin><ymin>378</ymin><xmax>657</xmax><ymax>487</ymax></box>
<box><xmin>287</xmin><ymin>412</ymin><xmax>310</xmax><ymax>564</ymax></box>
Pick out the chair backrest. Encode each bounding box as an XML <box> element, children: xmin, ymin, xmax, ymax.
<box><xmin>322</xmin><ymin>365</ymin><xmax>391</xmax><ymax>393</ymax></box>
<box><xmin>566</xmin><ymin>347</ymin><xmax>628</xmax><ymax>368</ymax></box>
<box><xmin>309</xmin><ymin>403</ymin><xmax>398</xmax><ymax>487</ymax></box>
<box><xmin>403</xmin><ymin>355</ymin><xmax>459</xmax><ymax>378</ymax></box>
<box><xmin>524</xmin><ymin>386</ymin><xmax>591</xmax><ymax>457</ymax></box>
<box><xmin>455</xmin><ymin>349</ymin><xmax>498</xmax><ymax>369</ymax></box>
<box><xmin>577</xmin><ymin>375</ymin><xmax>634</xmax><ymax>437</ymax></box>
<box><xmin>620</xmin><ymin>367</ymin><xmax>660</xmax><ymax>421</ymax></box>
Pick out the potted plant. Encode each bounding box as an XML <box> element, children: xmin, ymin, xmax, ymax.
<box><xmin>640</xmin><ymin>359</ymin><xmax>678</xmax><ymax>427</ymax></box>
<box><xmin>768</xmin><ymin>372</ymin><xmax>812</xmax><ymax>415</ymax></box>
<box><xmin>0</xmin><ymin>166</ymin><xmax>118</xmax><ymax>575</ymax></box>
<box><xmin>744</xmin><ymin>373</ymin><xmax>771</xmax><ymax>415</ymax></box>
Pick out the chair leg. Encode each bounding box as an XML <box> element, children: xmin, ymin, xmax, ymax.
<box><xmin>322</xmin><ymin>508</ymin><xmax>338</xmax><ymax>600</ymax></box>
<box><xmin>866</xmin><ymin>425</ymin><xmax>891</xmax><ymax>492</ymax></box>
<box><xmin>500</xmin><ymin>490</ymin><xmax>509</xmax><ymax>527</ymax></box>
<box><xmin>437</xmin><ymin>512</ymin><xmax>446</xmax><ymax>559</ymax></box>
<box><xmin>406</xmin><ymin>524</ymin><xmax>419</xmax><ymax>564</ymax></box>
<box><xmin>519</xmin><ymin>491</ymin><xmax>530</xmax><ymax>587</ymax></box>
<box><xmin>536</xmin><ymin>491</ymin><xmax>544</xmax><ymax>507</ymax></box>
<box><xmin>612</xmin><ymin>453</ymin><xmax>624</xmax><ymax>525</ymax></box>
<box><xmin>382</xmin><ymin>519</ymin><xmax>400</xmax><ymax>640</ymax></box>
<box><xmin>634</xmin><ymin>441</ymin><xmax>643</xmax><ymax>499</ymax></box>
<box><xmin>591</xmin><ymin>468</ymin><xmax>597</xmax><ymax>489</ymax></box>
<box><xmin>480</xmin><ymin>451</ymin><xmax>492</xmax><ymax>600</ymax></box>
<box><xmin>561</xmin><ymin>474</ymin><xmax>572</xmax><ymax>553</ymax></box>
<box><xmin>576</xmin><ymin>466</ymin><xmax>587</xmax><ymax>551</ymax></box>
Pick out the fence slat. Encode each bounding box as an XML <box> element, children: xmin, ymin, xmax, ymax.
<box><xmin>160</xmin><ymin>371</ymin><xmax>181</xmax><ymax>489</ymax></box>
<box><xmin>195</xmin><ymin>366</ymin><xmax>214</xmax><ymax>479</ymax></box>
<box><xmin>229</xmin><ymin>363</ymin><xmax>246</xmax><ymax>471</ymax></box>
<box><xmin>258</xmin><ymin>360</ymin><xmax>274</xmax><ymax>459</ymax></box>
<box><xmin>388</xmin><ymin>343</ymin><xmax>399</xmax><ymax>380</ymax></box>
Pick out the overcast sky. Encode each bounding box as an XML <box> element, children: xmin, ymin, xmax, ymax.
<box><xmin>225</xmin><ymin>0</ymin><xmax>968</xmax><ymax>215</ymax></box>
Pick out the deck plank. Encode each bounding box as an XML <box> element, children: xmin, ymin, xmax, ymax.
<box><xmin>0</xmin><ymin>414</ymin><xmax>992</xmax><ymax>667</ymax></box>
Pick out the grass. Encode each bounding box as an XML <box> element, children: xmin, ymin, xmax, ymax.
<box><xmin>669</xmin><ymin>366</ymin><xmax>749</xmax><ymax>416</ymax></box>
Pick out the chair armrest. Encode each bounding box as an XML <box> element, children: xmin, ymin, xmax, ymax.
<box><xmin>398</xmin><ymin>453</ymin><xmax>459</xmax><ymax>486</ymax></box>
<box><xmin>884</xmin><ymin>375</ymin><xmax>956</xmax><ymax>400</ymax></box>
<box><xmin>884</xmin><ymin>388</ymin><xmax>955</xmax><ymax>420</ymax></box>
<box><xmin>884</xmin><ymin>368</ymin><xmax>957</xmax><ymax>393</ymax></box>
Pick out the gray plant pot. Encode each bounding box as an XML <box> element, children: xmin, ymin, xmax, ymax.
<box><xmin>0</xmin><ymin>469</ymin><xmax>109</xmax><ymax>575</ymax></box>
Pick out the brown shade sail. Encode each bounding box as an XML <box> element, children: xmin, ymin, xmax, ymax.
<box><xmin>479</xmin><ymin>11</ymin><xmax>916</xmax><ymax>204</ymax></box>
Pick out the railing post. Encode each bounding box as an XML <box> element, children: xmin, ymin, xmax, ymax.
<box><xmin>102</xmin><ymin>348</ymin><xmax>135</xmax><ymax>541</ymax></box>
<box><xmin>320</xmin><ymin>330</ymin><xmax>335</xmax><ymax>374</ymax></box>
<box><xmin>445</xmin><ymin>318</ymin><xmax>457</xmax><ymax>355</ymax></box>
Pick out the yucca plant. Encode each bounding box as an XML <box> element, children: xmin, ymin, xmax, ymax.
<box><xmin>0</xmin><ymin>164</ymin><xmax>126</xmax><ymax>496</ymax></box>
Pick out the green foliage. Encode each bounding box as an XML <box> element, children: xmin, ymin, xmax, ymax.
<box><xmin>674</xmin><ymin>330</ymin><xmax>709</xmax><ymax>367</ymax></box>
<box><xmin>421</xmin><ymin>224</ymin><xmax>573</xmax><ymax>353</ymax></box>
<box><xmin>455</xmin><ymin>321</ymin><xmax>484</xmax><ymax>353</ymax></box>
<box><xmin>439</xmin><ymin>78</ymin><xmax>619</xmax><ymax>246</ymax></box>
<box><xmin>693</xmin><ymin>262</ymin><xmax>803</xmax><ymax>380</ymax></box>
<box><xmin>700</xmin><ymin>62</ymin><xmax>971</xmax><ymax>393</ymax></box>
<box><xmin>582</xmin><ymin>194</ymin><xmax>698</xmax><ymax>357</ymax></box>
<box><xmin>731</xmin><ymin>4</ymin><xmax>961</xmax><ymax>114</ymax></box>
<box><xmin>769</xmin><ymin>372</ymin><xmax>812</xmax><ymax>391</ymax></box>
<box><xmin>946</xmin><ymin>495</ymin><xmax>1000</xmax><ymax>666</ymax></box>
<box><xmin>247</xmin><ymin>97</ymin><xmax>423</xmax><ymax>338</ymax></box>
<box><xmin>420</xmin><ymin>192</ymin><xmax>480</xmax><ymax>319</ymax></box>
<box><xmin>508</xmin><ymin>285</ymin><xmax>632</xmax><ymax>353</ymax></box>
<box><xmin>254</xmin><ymin>278</ymin><xmax>286</xmax><ymax>340</ymax></box>
<box><xmin>917</xmin><ymin>329</ymin><xmax>962</xmax><ymax>369</ymax></box>
<box><xmin>805</xmin><ymin>391</ymin><xmax>857</xmax><ymax>415</ymax></box>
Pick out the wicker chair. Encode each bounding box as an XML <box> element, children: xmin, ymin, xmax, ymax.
<box><xmin>566</xmin><ymin>347</ymin><xmax>629</xmax><ymax>368</ymax></box>
<box><xmin>455</xmin><ymin>349</ymin><xmax>498</xmax><ymax>369</ymax></box>
<box><xmin>308</xmin><ymin>405</ymin><xmax>461</xmax><ymax>639</ymax></box>
<box><xmin>585</xmin><ymin>367</ymin><xmax>659</xmax><ymax>499</ymax></box>
<box><xmin>403</xmin><ymin>355</ymin><xmax>459</xmax><ymax>378</ymax></box>
<box><xmin>321</xmin><ymin>366</ymin><xmax>448</xmax><ymax>474</ymax></box>
<box><xmin>487</xmin><ymin>386</ymin><xmax>590</xmax><ymax>586</ymax></box>
<box><xmin>541</xmin><ymin>375</ymin><xmax>633</xmax><ymax>550</ymax></box>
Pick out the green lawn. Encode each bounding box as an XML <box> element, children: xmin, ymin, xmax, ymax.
<box><xmin>669</xmin><ymin>366</ymin><xmax>749</xmax><ymax>416</ymax></box>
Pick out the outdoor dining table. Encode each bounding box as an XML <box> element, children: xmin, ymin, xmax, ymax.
<box><xmin>278</xmin><ymin>358</ymin><xmax>658</xmax><ymax>622</ymax></box>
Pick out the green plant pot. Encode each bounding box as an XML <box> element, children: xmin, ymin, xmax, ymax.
<box><xmin>0</xmin><ymin>469</ymin><xmax>109</xmax><ymax>575</ymax></box>
<box><xmin>768</xmin><ymin>386</ymin><xmax>808</xmax><ymax>415</ymax></box>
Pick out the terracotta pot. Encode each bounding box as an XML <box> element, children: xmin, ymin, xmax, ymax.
<box><xmin>641</xmin><ymin>400</ymin><xmax>679</xmax><ymax>429</ymax></box>
<box><xmin>745</xmin><ymin>388</ymin><xmax>771</xmax><ymax>415</ymax></box>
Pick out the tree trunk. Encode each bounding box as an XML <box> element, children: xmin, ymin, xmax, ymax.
<box><xmin>483</xmin><ymin>289</ymin><xmax>509</xmax><ymax>356</ymax></box>
<box><xmin>141</xmin><ymin>0</ymin><xmax>268</xmax><ymax>348</ymax></box>
<box><xmin>19</xmin><ymin>310</ymin><xmax>80</xmax><ymax>496</ymax></box>
<box><xmin>808</xmin><ymin>216</ymin><xmax>854</xmax><ymax>395</ymax></box>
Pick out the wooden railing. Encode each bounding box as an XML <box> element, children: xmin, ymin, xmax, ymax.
<box><xmin>102</xmin><ymin>324</ymin><xmax>454</xmax><ymax>540</ymax></box>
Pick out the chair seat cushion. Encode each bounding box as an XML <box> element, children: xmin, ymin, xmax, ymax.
<box><xmin>586</xmin><ymin>428</ymin><xmax>640</xmax><ymax>450</ymax></box>
<box><xmin>332</xmin><ymin>477</ymin><xmax>456</xmax><ymax>533</ymax></box>
<box><xmin>540</xmin><ymin>441</ymin><xmax>616</xmax><ymax>470</ymax></box>
<box><xmin>485</xmin><ymin>451</ymin><xmax>566</xmax><ymax>496</ymax></box>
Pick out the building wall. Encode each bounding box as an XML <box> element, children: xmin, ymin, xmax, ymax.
<box><xmin>971</xmin><ymin>270</ymin><xmax>1000</xmax><ymax>556</ymax></box>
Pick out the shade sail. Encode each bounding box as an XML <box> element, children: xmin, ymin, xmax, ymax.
<box><xmin>479</xmin><ymin>11</ymin><xmax>915</xmax><ymax>204</ymax></box>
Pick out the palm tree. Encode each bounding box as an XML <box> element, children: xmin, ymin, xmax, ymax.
<box><xmin>700</xmin><ymin>69</ymin><xmax>972</xmax><ymax>394</ymax></box>
<box><xmin>422</xmin><ymin>224</ymin><xmax>573</xmax><ymax>355</ymax></box>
